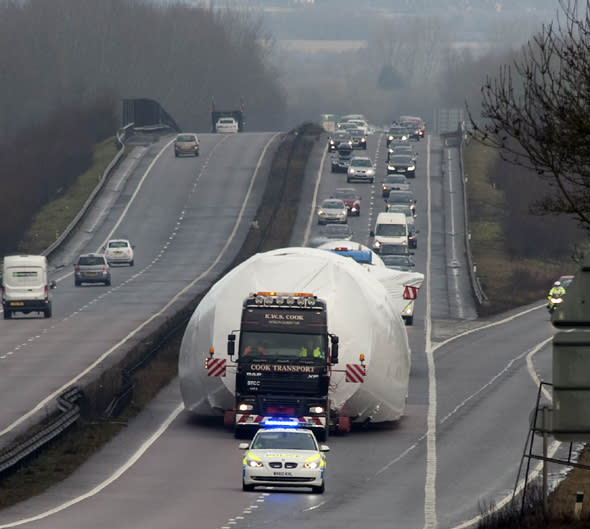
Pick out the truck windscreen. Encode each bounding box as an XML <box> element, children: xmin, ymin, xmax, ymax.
<box><xmin>240</xmin><ymin>332</ymin><xmax>327</xmax><ymax>360</ymax></box>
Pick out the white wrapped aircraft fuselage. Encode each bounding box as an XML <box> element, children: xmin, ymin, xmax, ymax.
<box><xmin>179</xmin><ymin>247</ymin><xmax>416</xmax><ymax>426</ymax></box>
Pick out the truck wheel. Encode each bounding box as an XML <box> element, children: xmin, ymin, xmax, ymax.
<box><xmin>315</xmin><ymin>428</ymin><xmax>328</xmax><ymax>442</ymax></box>
<box><xmin>337</xmin><ymin>415</ymin><xmax>351</xmax><ymax>434</ymax></box>
<box><xmin>242</xmin><ymin>481</ymin><xmax>255</xmax><ymax>492</ymax></box>
<box><xmin>234</xmin><ymin>428</ymin><xmax>249</xmax><ymax>440</ymax></box>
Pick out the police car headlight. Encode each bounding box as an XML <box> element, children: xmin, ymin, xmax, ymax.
<box><xmin>304</xmin><ymin>460</ymin><xmax>320</xmax><ymax>469</ymax></box>
<box><xmin>238</xmin><ymin>403</ymin><xmax>253</xmax><ymax>412</ymax></box>
<box><xmin>247</xmin><ymin>459</ymin><xmax>263</xmax><ymax>468</ymax></box>
<box><xmin>310</xmin><ymin>406</ymin><xmax>324</xmax><ymax>414</ymax></box>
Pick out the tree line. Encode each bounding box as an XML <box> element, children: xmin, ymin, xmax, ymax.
<box><xmin>0</xmin><ymin>0</ymin><xmax>286</xmax><ymax>255</ymax></box>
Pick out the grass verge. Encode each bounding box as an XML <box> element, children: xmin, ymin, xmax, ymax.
<box><xmin>17</xmin><ymin>137</ymin><xmax>118</xmax><ymax>254</ymax></box>
<box><xmin>0</xmin><ymin>125</ymin><xmax>320</xmax><ymax>509</ymax></box>
<box><xmin>463</xmin><ymin>140</ymin><xmax>573</xmax><ymax>315</ymax></box>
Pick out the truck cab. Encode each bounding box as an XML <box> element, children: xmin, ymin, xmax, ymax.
<box><xmin>227</xmin><ymin>292</ymin><xmax>338</xmax><ymax>441</ymax></box>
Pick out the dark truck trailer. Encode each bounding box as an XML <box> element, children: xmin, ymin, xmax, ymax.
<box><xmin>211</xmin><ymin>109</ymin><xmax>245</xmax><ymax>133</ymax></box>
<box><xmin>227</xmin><ymin>292</ymin><xmax>339</xmax><ymax>441</ymax></box>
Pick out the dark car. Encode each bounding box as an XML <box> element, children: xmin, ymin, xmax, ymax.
<box><xmin>387</xmin><ymin>154</ymin><xmax>416</xmax><ymax>177</ymax></box>
<box><xmin>331</xmin><ymin>145</ymin><xmax>354</xmax><ymax>173</ymax></box>
<box><xmin>385</xmin><ymin>190</ymin><xmax>416</xmax><ymax>216</ymax></box>
<box><xmin>381</xmin><ymin>254</ymin><xmax>416</xmax><ymax>272</ymax></box>
<box><xmin>386</xmin><ymin>126</ymin><xmax>410</xmax><ymax>146</ymax></box>
<box><xmin>328</xmin><ymin>131</ymin><xmax>352</xmax><ymax>152</ymax></box>
<box><xmin>74</xmin><ymin>253</ymin><xmax>111</xmax><ymax>286</ymax></box>
<box><xmin>379</xmin><ymin>243</ymin><xmax>413</xmax><ymax>256</ymax></box>
<box><xmin>348</xmin><ymin>128</ymin><xmax>367</xmax><ymax>150</ymax></box>
<box><xmin>309</xmin><ymin>224</ymin><xmax>354</xmax><ymax>247</ymax></box>
<box><xmin>332</xmin><ymin>188</ymin><xmax>361</xmax><ymax>216</ymax></box>
<box><xmin>407</xmin><ymin>223</ymin><xmax>418</xmax><ymax>249</ymax></box>
<box><xmin>400</xmin><ymin>121</ymin><xmax>421</xmax><ymax>141</ymax></box>
<box><xmin>387</xmin><ymin>144</ymin><xmax>417</xmax><ymax>163</ymax></box>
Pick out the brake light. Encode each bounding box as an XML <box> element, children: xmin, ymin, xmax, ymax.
<box><xmin>74</xmin><ymin>266</ymin><xmax>80</xmax><ymax>272</ymax></box>
<box><xmin>44</xmin><ymin>285</ymin><xmax>48</xmax><ymax>301</ymax></box>
<box><xmin>103</xmin><ymin>265</ymin><xmax>108</xmax><ymax>271</ymax></box>
<box><xmin>1</xmin><ymin>286</ymin><xmax>5</xmax><ymax>302</ymax></box>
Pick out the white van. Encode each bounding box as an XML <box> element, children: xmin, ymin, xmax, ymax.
<box><xmin>1</xmin><ymin>255</ymin><xmax>56</xmax><ymax>319</ymax></box>
<box><xmin>370</xmin><ymin>212</ymin><xmax>408</xmax><ymax>252</ymax></box>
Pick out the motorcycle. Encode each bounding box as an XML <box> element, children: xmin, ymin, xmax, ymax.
<box><xmin>547</xmin><ymin>295</ymin><xmax>564</xmax><ymax>313</ymax></box>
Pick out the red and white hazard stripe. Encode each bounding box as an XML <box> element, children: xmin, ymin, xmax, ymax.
<box><xmin>403</xmin><ymin>285</ymin><xmax>419</xmax><ymax>300</ymax></box>
<box><xmin>236</xmin><ymin>414</ymin><xmax>265</xmax><ymax>424</ymax></box>
<box><xmin>207</xmin><ymin>358</ymin><xmax>226</xmax><ymax>377</ymax></box>
<box><xmin>235</xmin><ymin>414</ymin><xmax>327</xmax><ymax>426</ymax></box>
<box><xmin>345</xmin><ymin>364</ymin><xmax>366</xmax><ymax>383</ymax></box>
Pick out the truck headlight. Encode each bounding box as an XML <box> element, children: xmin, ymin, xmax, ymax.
<box><xmin>310</xmin><ymin>406</ymin><xmax>325</xmax><ymax>414</ymax></box>
<box><xmin>238</xmin><ymin>403</ymin><xmax>253</xmax><ymax>412</ymax></box>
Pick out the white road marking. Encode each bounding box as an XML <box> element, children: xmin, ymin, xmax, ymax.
<box><xmin>302</xmin><ymin>146</ymin><xmax>329</xmax><ymax>247</ymax></box>
<box><xmin>424</xmin><ymin>134</ymin><xmax>438</xmax><ymax>529</ymax></box>
<box><xmin>0</xmin><ymin>403</ymin><xmax>184</xmax><ymax>529</ymax></box>
<box><xmin>0</xmin><ymin>132</ymin><xmax>280</xmax><ymax>439</ymax></box>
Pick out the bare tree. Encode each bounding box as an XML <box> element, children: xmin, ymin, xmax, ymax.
<box><xmin>469</xmin><ymin>0</ymin><xmax>590</xmax><ymax>229</ymax></box>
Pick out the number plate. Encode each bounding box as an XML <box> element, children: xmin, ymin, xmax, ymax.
<box><xmin>10</xmin><ymin>302</ymin><xmax>25</xmax><ymax>306</ymax></box>
<box><xmin>273</xmin><ymin>471</ymin><xmax>293</xmax><ymax>476</ymax></box>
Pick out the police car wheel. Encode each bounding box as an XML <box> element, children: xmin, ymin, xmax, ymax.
<box><xmin>243</xmin><ymin>481</ymin><xmax>255</xmax><ymax>492</ymax></box>
<box><xmin>312</xmin><ymin>482</ymin><xmax>325</xmax><ymax>494</ymax></box>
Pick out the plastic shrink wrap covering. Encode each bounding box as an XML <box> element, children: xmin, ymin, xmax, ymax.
<box><xmin>179</xmin><ymin>247</ymin><xmax>421</xmax><ymax>424</ymax></box>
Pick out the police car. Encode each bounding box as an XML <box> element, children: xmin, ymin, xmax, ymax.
<box><xmin>240</xmin><ymin>425</ymin><xmax>329</xmax><ymax>493</ymax></box>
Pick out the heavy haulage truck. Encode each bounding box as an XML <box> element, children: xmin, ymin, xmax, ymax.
<box><xmin>226</xmin><ymin>291</ymin><xmax>339</xmax><ymax>440</ymax></box>
<box><xmin>179</xmin><ymin>247</ymin><xmax>417</xmax><ymax>440</ymax></box>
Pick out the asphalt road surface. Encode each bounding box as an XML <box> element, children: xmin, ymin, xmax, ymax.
<box><xmin>0</xmin><ymin>132</ymin><xmax>279</xmax><ymax>444</ymax></box>
<box><xmin>0</xmin><ymin>132</ymin><xmax>559</xmax><ymax>529</ymax></box>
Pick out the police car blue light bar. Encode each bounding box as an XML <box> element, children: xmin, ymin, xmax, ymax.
<box><xmin>261</xmin><ymin>418</ymin><xmax>301</xmax><ymax>427</ymax></box>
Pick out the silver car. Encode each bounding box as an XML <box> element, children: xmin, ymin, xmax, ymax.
<box><xmin>317</xmin><ymin>198</ymin><xmax>348</xmax><ymax>225</ymax></box>
<box><xmin>74</xmin><ymin>253</ymin><xmax>111</xmax><ymax>286</ymax></box>
<box><xmin>347</xmin><ymin>157</ymin><xmax>375</xmax><ymax>183</ymax></box>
